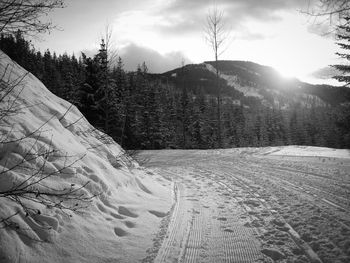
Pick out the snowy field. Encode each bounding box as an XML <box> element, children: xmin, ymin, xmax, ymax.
<box><xmin>1</xmin><ymin>50</ymin><xmax>350</xmax><ymax>262</ymax></box>
<box><xmin>141</xmin><ymin>147</ymin><xmax>350</xmax><ymax>263</ymax></box>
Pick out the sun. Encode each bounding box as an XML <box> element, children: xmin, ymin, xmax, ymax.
<box><xmin>277</xmin><ymin>67</ymin><xmax>297</xmax><ymax>79</ymax></box>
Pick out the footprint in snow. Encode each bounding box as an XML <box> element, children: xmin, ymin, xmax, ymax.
<box><xmin>118</xmin><ymin>206</ymin><xmax>138</xmax><ymax>218</ymax></box>
<box><xmin>124</xmin><ymin>221</ymin><xmax>136</xmax><ymax>228</ymax></box>
<box><xmin>110</xmin><ymin>212</ymin><xmax>125</xmax><ymax>219</ymax></box>
<box><xmin>114</xmin><ymin>227</ymin><xmax>128</xmax><ymax>237</ymax></box>
<box><xmin>148</xmin><ymin>210</ymin><xmax>168</xmax><ymax>218</ymax></box>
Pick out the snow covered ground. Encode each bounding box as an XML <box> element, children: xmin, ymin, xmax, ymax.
<box><xmin>141</xmin><ymin>147</ymin><xmax>350</xmax><ymax>263</ymax></box>
<box><xmin>0</xmin><ymin>51</ymin><xmax>172</xmax><ymax>262</ymax></box>
<box><xmin>1</xmin><ymin>50</ymin><xmax>349</xmax><ymax>263</ymax></box>
<box><xmin>263</xmin><ymin>146</ymin><xmax>350</xmax><ymax>159</ymax></box>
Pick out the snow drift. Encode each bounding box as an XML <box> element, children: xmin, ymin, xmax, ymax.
<box><xmin>0</xmin><ymin>51</ymin><xmax>172</xmax><ymax>262</ymax></box>
<box><xmin>266</xmin><ymin>145</ymin><xmax>350</xmax><ymax>158</ymax></box>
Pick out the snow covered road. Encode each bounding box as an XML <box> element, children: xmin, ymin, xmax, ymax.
<box><xmin>141</xmin><ymin>148</ymin><xmax>350</xmax><ymax>263</ymax></box>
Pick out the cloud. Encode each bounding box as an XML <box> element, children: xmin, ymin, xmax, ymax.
<box><xmin>307</xmin><ymin>23</ymin><xmax>334</xmax><ymax>38</ymax></box>
<box><xmin>163</xmin><ymin>0</ymin><xmax>307</xmax><ymax>15</ymax></box>
<box><xmin>111</xmin><ymin>0</ymin><xmax>314</xmax><ymax>51</ymax></box>
<box><xmin>154</xmin><ymin>0</ymin><xmax>308</xmax><ymax>36</ymax></box>
<box><xmin>119</xmin><ymin>43</ymin><xmax>191</xmax><ymax>73</ymax></box>
<box><xmin>305</xmin><ymin>66</ymin><xmax>343</xmax><ymax>85</ymax></box>
<box><xmin>309</xmin><ymin>66</ymin><xmax>340</xmax><ymax>79</ymax></box>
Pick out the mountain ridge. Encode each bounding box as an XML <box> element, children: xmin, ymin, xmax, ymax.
<box><xmin>158</xmin><ymin>60</ymin><xmax>350</xmax><ymax>107</ymax></box>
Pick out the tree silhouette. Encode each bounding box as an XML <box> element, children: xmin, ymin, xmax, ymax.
<box><xmin>204</xmin><ymin>5</ymin><xmax>230</xmax><ymax>148</ymax></box>
<box><xmin>332</xmin><ymin>16</ymin><xmax>350</xmax><ymax>86</ymax></box>
<box><xmin>0</xmin><ymin>0</ymin><xmax>64</xmax><ymax>36</ymax></box>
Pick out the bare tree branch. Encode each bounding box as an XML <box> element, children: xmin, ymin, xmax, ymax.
<box><xmin>0</xmin><ymin>0</ymin><xmax>65</xmax><ymax>36</ymax></box>
<box><xmin>302</xmin><ymin>0</ymin><xmax>350</xmax><ymax>26</ymax></box>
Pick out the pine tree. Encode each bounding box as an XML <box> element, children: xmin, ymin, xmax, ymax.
<box><xmin>191</xmin><ymin>88</ymin><xmax>207</xmax><ymax>148</ymax></box>
<box><xmin>332</xmin><ymin>17</ymin><xmax>350</xmax><ymax>148</ymax></box>
<box><xmin>231</xmin><ymin>104</ymin><xmax>246</xmax><ymax>147</ymax></box>
<box><xmin>93</xmin><ymin>38</ymin><xmax>119</xmax><ymax>135</ymax></box>
<box><xmin>333</xmin><ymin>17</ymin><xmax>350</xmax><ymax>86</ymax></box>
<box><xmin>111</xmin><ymin>57</ymin><xmax>128</xmax><ymax>146</ymax></box>
<box><xmin>42</xmin><ymin>49</ymin><xmax>62</xmax><ymax>95</ymax></box>
<box><xmin>80</xmin><ymin>53</ymin><xmax>100</xmax><ymax>125</ymax></box>
<box><xmin>96</xmin><ymin>38</ymin><xmax>110</xmax><ymax>132</ymax></box>
<box><xmin>180</xmin><ymin>63</ymin><xmax>189</xmax><ymax>148</ymax></box>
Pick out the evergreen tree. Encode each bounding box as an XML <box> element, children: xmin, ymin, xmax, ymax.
<box><xmin>95</xmin><ymin>38</ymin><xmax>111</xmax><ymax>133</ymax></box>
<box><xmin>333</xmin><ymin>16</ymin><xmax>350</xmax><ymax>86</ymax></box>
<box><xmin>180</xmin><ymin>64</ymin><xmax>189</xmax><ymax>148</ymax></box>
<box><xmin>332</xmin><ymin>17</ymin><xmax>350</xmax><ymax>148</ymax></box>
<box><xmin>111</xmin><ymin>57</ymin><xmax>128</xmax><ymax>146</ymax></box>
<box><xmin>42</xmin><ymin>49</ymin><xmax>62</xmax><ymax>95</ymax></box>
<box><xmin>80</xmin><ymin>53</ymin><xmax>100</xmax><ymax>125</ymax></box>
<box><xmin>1</xmin><ymin>32</ymin><xmax>349</xmax><ymax>150</ymax></box>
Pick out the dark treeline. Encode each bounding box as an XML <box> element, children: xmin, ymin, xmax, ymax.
<box><xmin>1</xmin><ymin>32</ymin><xmax>349</xmax><ymax>149</ymax></box>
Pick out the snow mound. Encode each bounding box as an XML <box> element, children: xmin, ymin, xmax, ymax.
<box><xmin>213</xmin><ymin>146</ymin><xmax>350</xmax><ymax>159</ymax></box>
<box><xmin>0</xmin><ymin>51</ymin><xmax>172</xmax><ymax>262</ymax></box>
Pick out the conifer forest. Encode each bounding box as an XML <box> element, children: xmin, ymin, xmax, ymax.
<box><xmin>1</xmin><ymin>32</ymin><xmax>350</xmax><ymax>150</ymax></box>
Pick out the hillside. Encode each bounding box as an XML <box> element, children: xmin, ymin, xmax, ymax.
<box><xmin>160</xmin><ymin>60</ymin><xmax>350</xmax><ymax>107</ymax></box>
<box><xmin>0</xmin><ymin>51</ymin><xmax>172</xmax><ymax>262</ymax></box>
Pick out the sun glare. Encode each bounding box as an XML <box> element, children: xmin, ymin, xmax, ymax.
<box><xmin>277</xmin><ymin>67</ymin><xmax>297</xmax><ymax>79</ymax></box>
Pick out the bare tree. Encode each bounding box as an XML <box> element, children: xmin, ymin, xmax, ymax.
<box><xmin>0</xmin><ymin>0</ymin><xmax>64</xmax><ymax>36</ymax></box>
<box><xmin>204</xmin><ymin>5</ymin><xmax>230</xmax><ymax>148</ymax></box>
<box><xmin>304</xmin><ymin>0</ymin><xmax>350</xmax><ymax>26</ymax></box>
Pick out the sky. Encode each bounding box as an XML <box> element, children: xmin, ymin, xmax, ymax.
<box><xmin>34</xmin><ymin>0</ymin><xmax>342</xmax><ymax>85</ymax></box>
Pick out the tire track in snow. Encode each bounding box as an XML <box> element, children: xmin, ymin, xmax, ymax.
<box><xmin>195</xmin><ymin>164</ymin><xmax>316</xmax><ymax>262</ymax></box>
<box><xmin>216</xmin><ymin>166</ymin><xmax>324</xmax><ymax>263</ymax></box>
<box><xmin>232</xmin><ymin>157</ymin><xmax>350</xmax><ymax>210</ymax></box>
<box><xmin>154</xmin><ymin>166</ymin><xmax>263</xmax><ymax>263</ymax></box>
<box><xmin>143</xmin><ymin>150</ymin><xmax>350</xmax><ymax>263</ymax></box>
<box><xmin>221</xmin><ymin>160</ymin><xmax>350</xmax><ymax>232</ymax></box>
<box><xmin>187</xmin><ymin>167</ymin><xmax>263</xmax><ymax>263</ymax></box>
<box><xmin>154</xmin><ymin>181</ymin><xmax>192</xmax><ymax>263</ymax></box>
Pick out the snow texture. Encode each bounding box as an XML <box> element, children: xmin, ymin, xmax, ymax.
<box><xmin>142</xmin><ymin>147</ymin><xmax>350</xmax><ymax>263</ymax></box>
<box><xmin>0</xmin><ymin>51</ymin><xmax>172</xmax><ymax>263</ymax></box>
<box><xmin>267</xmin><ymin>145</ymin><xmax>350</xmax><ymax>158</ymax></box>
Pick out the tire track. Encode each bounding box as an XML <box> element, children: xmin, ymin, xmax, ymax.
<box><xmin>154</xmin><ymin>182</ymin><xmax>193</xmax><ymax>263</ymax></box>
<box><xmin>142</xmin><ymin>150</ymin><xmax>350</xmax><ymax>263</ymax></box>
<box><xmin>154</xmin><ymin>166</ymin><xmax>263</xmax><ymax>263</ymax></box>
<box><xmin>217</xmin><ymin>160</ymin><xmax>350</xmax><ymax>263</ymax></box>
<box><xmin>204</xmin><ymin>165</ymin><xmax>323</xmax><ymax>263</ymax></box>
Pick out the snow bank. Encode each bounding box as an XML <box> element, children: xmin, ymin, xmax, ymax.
<box><xmin>0</xmin><ymin>51</ymin><xmax>172</xmax><ymax>262</ymax></box>
<box><xmin>262</xmin><ymin>146</ymin><xmax>350</xmax><ymax>159</ymax></box>
<box><xmin>207</xmin><ymin>146</ymin><xmax>350</xmax><ymax>159</ymax></box>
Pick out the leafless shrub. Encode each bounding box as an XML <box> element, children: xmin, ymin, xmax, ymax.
<box><xmin>0</xmin><ymin>61</ymin><xmax>96</xmax><ymax>233</ymax></box>
<box><xmin>126</xmin><ymin>149</ymin><xmax>149</xmax><ymax>166</ymax></box>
